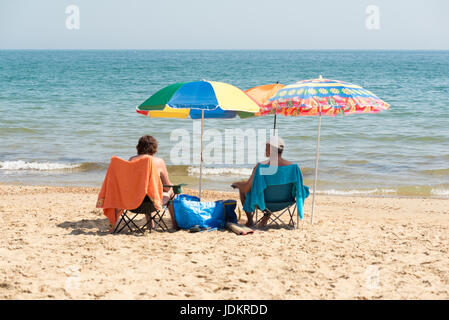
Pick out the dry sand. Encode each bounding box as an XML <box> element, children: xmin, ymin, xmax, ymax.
<box><xmin>0</xmin><ymin>184</ymin><xmax>448</xmax><ymax>299</ymax></box>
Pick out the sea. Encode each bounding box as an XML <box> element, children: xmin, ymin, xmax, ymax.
<box><xmin>1</xmin><ymin>50</ymin><xmax>448</xmax><ymax>197</ymax></box>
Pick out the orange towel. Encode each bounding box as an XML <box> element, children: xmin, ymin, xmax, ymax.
<box><xmin>96</xmin><ymin>155</ymin><xmax>163</xmax><ymax>230</ymax></box>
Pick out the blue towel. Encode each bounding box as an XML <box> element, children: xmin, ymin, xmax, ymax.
<box><xmin>243</xmin><ymin>164</ymin><xmax>310</xmax><ymax>219</ymax></box>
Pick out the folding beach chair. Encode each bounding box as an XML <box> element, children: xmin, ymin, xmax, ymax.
<box><xmin>254</xmin><ymin>183</ymin><xmax>297</xmax><ymax>229</ymax></box>
<box><xmin>113</xmin><ymin>184</ymin><xmax>186</xmax><ymax>234</ymax></box>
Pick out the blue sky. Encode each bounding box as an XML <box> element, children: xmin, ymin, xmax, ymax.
<box><xmin>1</xmin><ymin>0</ymin><xmax>448</xmax><ymax>49</ymax></box>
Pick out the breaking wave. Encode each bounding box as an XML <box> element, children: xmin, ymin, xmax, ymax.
<box><xmin>0</xmin><ymin>160</ymin><xmax>105</xmax><ymax>172</ymax></box>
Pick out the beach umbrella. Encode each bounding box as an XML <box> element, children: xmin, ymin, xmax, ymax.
<box><xmin>261</xmin><ymin>76</ymin><xmax>390</xmax><ymax>224</ymax></box>
<box><xmin>244</xmin><ymin>83</ymin><xmax>285</xmax><ymax>129</ymax></box>
<box><xmin>136</xmin><ymin>80</ymin><xmax>260</xmax><ymax>198</ymax></box>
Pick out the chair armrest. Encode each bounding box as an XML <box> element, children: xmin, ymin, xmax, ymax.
<box><xmin>163</xmin><ymin>183</ymin><xmax>187</xmax><ymax>194</ymax></box>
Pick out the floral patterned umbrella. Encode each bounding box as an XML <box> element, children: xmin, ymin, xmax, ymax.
<box><xmin>262</xmin><ymin>76</ymin><xmax>390</xmax><ymax>224</ymax></box>
<box><xmin>262</xmin><ymin>77</ymin><xmax>389</xmax><ymax>117</ymax></box>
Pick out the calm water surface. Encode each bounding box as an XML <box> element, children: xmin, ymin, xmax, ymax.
<box><xmin>0</xmin><ymin>50</ymin><xmax>448</xmax><ymax>197</ymax></box>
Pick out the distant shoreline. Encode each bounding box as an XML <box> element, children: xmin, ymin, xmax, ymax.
<box><xmin>2</xmin><ymin>49</ymin><xmax>449</xmax><ymax>52</ymax></box>
<box><xmin>1</xmin><ymin>183</ymin><xmax>448</xmax><ymax>201</ymax></box>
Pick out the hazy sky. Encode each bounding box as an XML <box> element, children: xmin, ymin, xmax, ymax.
<box><xmin>1</xmin><ymin>0</ymin><xmax>448</xmax><ymax>49</ymax></box>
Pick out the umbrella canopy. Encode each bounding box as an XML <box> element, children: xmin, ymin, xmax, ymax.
<box><xmin>137</xmin><ymin>80</ymin><xmax>260</xmax><ymax>118</ymax></box>
<box><xmin>245</xmin><ymin>83</ymin><xmax>285</xmax><ymax>113</ymax></box>
<box><xmin>244</xmin><ymin>83</ymin><xmax>285</xmax><ymax>129</ymax></box>
<box><xmin>262</xmin><ymin>77</ymin><xmax>389</xmax><ymax>116</ymax></box>
<box><xmin>136</xmin><ymin>80</ymin><xmax>260</xmax><ymax>198</ymax></box>
<box><xmin>260</xmin><ymin>76</ymin><xmax>389</xmax><ymax>225</ymax></box>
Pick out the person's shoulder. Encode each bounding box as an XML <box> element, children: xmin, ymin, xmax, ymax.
<box><xmin>129</xmin><ymin>154</ymin><xmax>155</xmax><ymax>162</ymax></box>
<box><xmin>152</xmin><ymin>156</ymin><xmax>168</xmax><ymax>169</ymax></box>
<box><xmin>129</xmin><ymin>155</ymin><xmax>141</xmax><ymax>161</ymax></box>
<box><xmin>152</xmin><ymin>156</ymin><xmax>165</xmax><ymax>164</ymax></box>
<box><xmin>251</xmin><ymin>161</ymin><xmax>269</xmax><ymax>173</ymax></box>
<box><xmin>254</xmin><ymin>161</ymin><xmax>268</xmax><ymax>170</ymax></box>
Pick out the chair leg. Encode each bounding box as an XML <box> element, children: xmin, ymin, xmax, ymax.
<box><xmin>254</xmin><ymin>209</ymin><xmax>280</xmax><ymax>226</ymax></box>
<box><xmin>287</xmin><ymin>204</ymin><xmax>297</xmax><ymax>228</ymax></box>
<box><xmin>254</xmin><ymin>209</ymin><xmax>262</xmax><ymax>226</ymax></box>
<box><xmin>152</xmin><ymin>209</ymin><xmax>168</xmax><ymax>231</ymax></box>
<box><xmin>112</xmin><ymin>215</ymin><xmax>125</xmax><ymax>234</ymax></box>
<box><xmin>287</xmin><ymin>207</ymin><xmax>295</xmax><ymax>227</ymax></box>
<box><xmin>114</xmin><ymin>211</ymin><xmax>145</xmax><ymax>234</ymax></box>
<box><xmin>113</xmin><ymin>207</ymin><xmax>172</xmax><ymax>234</ymax></box>
<box><xmin>267</xmin><ymin>211</ymin><xmax>282</xmax><ymax>226</ymax></box>
<box><xmin>158</xmin><ymin>213</ymin><xmax>169</xmax><ymax>231</ymax></box>
<box><xmin>256</xmin><ymin>204</ymin><xmax>297</xmax><ymax>229</ymax></box>
<box><xmin>116</xmin><ymin>212</ymin><xmax>136</xmax><ymax>233</ymax></box>
<box><xmin>126</xmin><ymin>213</ymin><xmax>145</xmax><ymax>233</ymax></box>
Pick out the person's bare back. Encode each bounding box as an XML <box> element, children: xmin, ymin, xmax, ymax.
<box><xmin>129</xmin><ymin>135</ymin><xmax>177</xmax><ymax>229</ymax></box>
<box><xmin>231</xmin><ymin>136</ymin><xmax>293</xmax><ymax>227</ymax></box>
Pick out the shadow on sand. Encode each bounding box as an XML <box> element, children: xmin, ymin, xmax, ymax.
<box><xmin>57</xmin><ymin>218</ymin><xmax>111</xmax><ymax>236</ymax></box>
<box><xmin>56</xmin><ymin>212</ymin><xmax>294</xmax><ymax>236</ymax></box>
<box><xmin>57</xmin><ymin>216</ymin><xmax>178</xmax><ymax>236</ymax></box>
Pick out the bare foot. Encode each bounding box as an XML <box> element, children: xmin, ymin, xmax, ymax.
<box><xmin>245</xmin><ymin>219</ymin><xmax>255</xmax><ymax>227</ymax></box>
<box><xmin>257</xmin><ymin>213</ymin><xmax>271</xmax><ymax>228</ymax></box>
<box><xmin>145</xmin><ymin>214</ymin><xmax>154</xmax><ymax>229</ymax></box>
<box><xmin>245</xmin><ymin>212</ymin><xmax>254</xmax><ymax>227</ymax></box>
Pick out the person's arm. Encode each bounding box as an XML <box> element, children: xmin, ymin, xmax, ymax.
<box><xmin>158</xmin><ymin>158</ymin><xmax>172</xmax><ymax>192</ymax></box>
<box><xmin>244</xmin><ymin>163</ymin><xmax>259</xmax><ymax>193</ymax></box>
<box><xmin>232</xmin><ymin>164</ymin><xmax>258</xmax><ymax>194</ymax></box>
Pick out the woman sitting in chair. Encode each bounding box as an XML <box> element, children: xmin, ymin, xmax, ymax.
<box><xmin>129</xmin><ymin>135</ymin><xmax>178</xmax><ymax>229</ymax></box>
<box><xmin>231</xmin><ymin>136</ymin><xmax>292</xmax><ymax>227</ymax></box>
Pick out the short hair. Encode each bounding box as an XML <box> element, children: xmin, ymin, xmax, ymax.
<box><xmin>136</xmin><ymin>135</ymin><xmax>158</xmax><ymax>155</ymax></box>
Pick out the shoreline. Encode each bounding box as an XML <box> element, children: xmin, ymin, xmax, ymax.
<box><xmin>1</xmin><ymin>183</ymin><xmax>448</xmax><ymax>201</ymax></box>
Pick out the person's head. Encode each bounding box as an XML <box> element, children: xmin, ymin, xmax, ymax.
<box><xmin>265</xmin><ymin>136</ymin><xmax>285</xmax><ymax>157</ymax></box>
<box><xmin>136</xmin><ymin>135</ymin><xmax>158</xmax><ymax>155</ymax></box>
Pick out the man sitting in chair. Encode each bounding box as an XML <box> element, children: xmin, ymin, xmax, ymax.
<box><xmin>231</xmin><ymin>136</ymin><xmax>292</xmax><ymax>227</ymax></box>
<box><xmin>129</xmin><ymin>135</ymin><xmax>178</xmax><ymax>229</ymax></box>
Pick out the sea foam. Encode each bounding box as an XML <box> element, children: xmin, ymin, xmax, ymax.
<box><xmin>187</xmin><ymin>166</ymin><xmax>253</xmax><ymax>176</ymax></box>
<box><xmin>0</xmin><ymin>160</ymin><xmax>79</xmax><ymax>171</ymax></box>
<box><xmin>317</xmin><ymin>188</ymin><xmax>396</xmax><ymax>196</ymax></box>
<box><xmin>431</xmin><ymin>189</ymin><xmax>449</xmax><ymax>197</ymax></box>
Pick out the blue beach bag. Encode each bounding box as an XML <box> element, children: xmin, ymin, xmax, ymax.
<box><xmin>173</xmin><ymin>194</ymin><xmax>226</xmax><ymax>230</ymax></box>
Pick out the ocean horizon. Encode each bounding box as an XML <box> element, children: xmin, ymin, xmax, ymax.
<box><xmin>1</xmin><ymin>49</ymin><xmax>448</xmax><ymax>198</ymax></box>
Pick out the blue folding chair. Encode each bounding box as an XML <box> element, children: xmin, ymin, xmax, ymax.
<box><xmin>254</xmin><ymin>183</ymin><xmax>297</xmax><ymax>228</ymax></box>
<box><xmin>243</xmin><ymin>164</ymin><xmax>309</xmax><ymax>229</ymax></box>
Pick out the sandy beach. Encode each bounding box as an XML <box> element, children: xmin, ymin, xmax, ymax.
<box><xmin>0</xmin><ymin>184</ymin><xmax>448</xmax><ymax>300</ymax></box>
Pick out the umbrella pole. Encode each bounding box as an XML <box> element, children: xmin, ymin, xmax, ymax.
<box><xmin>311</xmin><ymin>107</ymin><xmax>322</xmax><ymax>225</ymax></box>
<box><xmin>199</xmin><ymin>110</ymin><xmax>205</xmax><ymax>199</ymax></box>
<box><xmin>274</xmin><ymin>81</ymin><xmax>279</xmax><ymax>132</ymax></box>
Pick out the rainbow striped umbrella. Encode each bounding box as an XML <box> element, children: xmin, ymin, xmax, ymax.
<box><xmin>136</xmin><ymin>80</ymin><xmax>260</xmax><ymax>197</ymax></box>
<box><xmin>137</xmin><ymin>80</ymin><xmax>259</xmax><ymax>119</ymax></box>
<box><xmin>262</xmin><ymin>76</ymin><xmax>390</xmax><ymax>224</ymax></box>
